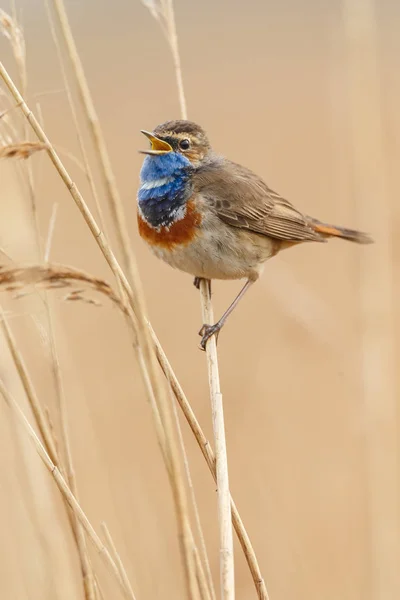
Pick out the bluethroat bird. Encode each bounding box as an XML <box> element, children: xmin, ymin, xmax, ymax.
<box><xmin>137</xmin><ymin>120</ymin><xmax>373</xmax><ymax>350</ymax></box>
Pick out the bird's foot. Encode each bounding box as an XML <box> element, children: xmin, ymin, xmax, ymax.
<box><xmin>193</xmin><ymin>276</ymin><xmax>202</xmax><ymax>290</ymax></box>
<box><xmin>198</xmin><ymin>323</ymin><xmax>221</xmax><ymax>351</ymax></box>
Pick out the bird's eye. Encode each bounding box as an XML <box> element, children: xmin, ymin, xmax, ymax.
<box><xmin>179</xmin><ymin>138</ymin><xmax>190</xmax><ymax>150</ymax></box>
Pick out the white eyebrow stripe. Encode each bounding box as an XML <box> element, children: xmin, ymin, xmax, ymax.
<box><xmin>140</xmin><ymin>176</ymin><xmax>175</xmax><ymax>190</ymax></box>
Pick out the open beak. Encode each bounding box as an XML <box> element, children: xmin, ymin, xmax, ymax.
<box><xmin>139</xmin><ymin>130</ymin><xmax>173</xmax><ymax>155</ymax></box>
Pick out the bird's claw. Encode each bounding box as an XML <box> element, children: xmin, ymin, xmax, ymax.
<box><xmin>198</xmin><ymin>323</ymin><xmax>221</xmax><ymax>351</ymax></box>
<box><xmin>193</xmin><ymin>277</ymin><xmax>202</xmax><ymax>290</ymax></box>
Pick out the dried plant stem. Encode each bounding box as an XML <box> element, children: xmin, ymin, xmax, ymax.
<box><xmin>163</xmin><ymin>0</ymin><xmax>187</xmax><ymax>119</ymax></box>
<box><xmin>44</xmin><ymin>0</ymin><xmax>106</xmax><ymax>234</ymax></box>
<box><xmin>0</xmin><ymin>378</ymin><xmax>137</xmax><ymax>600</ymax></box>
<box><xmin>199</xmin><ymin>280</ymin><xmax>234</xmax><ymax>600</ymax></box>
<box><xmin>50</xmin><ymin>0</ymin><xmax>134</xmax><ymax>282</ymax></box>
<box><xmin>2</xmin><ymin>294</ymin><xmax>95</xmax><ymax>598</ymax></box>
<box><xmin>170</xmin><ymin>386</ymin><xmax>216</xmax><ymax>600</ymax></box>
<box><xmin>160</xmin><ymin>1</ymin><xmax>235</xmax><ymax>595</ymax></box>
<box><xmin>46</xmin><ymin>306</ymin><xmax>96</xmax><ymax>600</ymax></box>
<box><xmin>0</xmin><ymin>307</ymin><xmax>59</xmax><ymax>464</ymax></box>
<box><xmin>151</xmin><ymin>326</ymin><xmax>269</xmax><ymax>600</ymax></box>
<box><xmin>101</xmin><ymin>523</ymin><xmax>137</xmax><ymax>600</ymax></box>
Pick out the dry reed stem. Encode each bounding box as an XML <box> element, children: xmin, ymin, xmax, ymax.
<box><xmin>162</xmin><ymin>0</ymin><xmax>188</xmax><ymax>120</ymax></box>
<box><xmin>152</xmin><ymin>1</ymin><xmax>235</xmax><ymax>596</ymax></box>
<box><xmin>46</xmin><ymin>303</ymin><xmax>97</xmax><ymax>600</ymax></box>
<box><xmin>101</xmin><ymin>523</ymin><xmax>137</xmax><ymax>600</ymax></box>
<box><xmin>170</xmin><ymin>386</ymin><xmax>216</xmax><ymax>600</ymax></box>
<box><xmin>50</xmin><ymin>0</ymin><xmax>134</xmax><ymax>283</ymax></box>
<box><xmin>199</xmin><ymin>281</ymin><xmax>234</xmax><ymax>599</ymax></box>
<box><xmin>44</xmin><ymin>0</ymin><xmax>107</xmax><ymax>235</ymax></box>
<box><xmin>0</xmin><ymin>60</ymin><xmax>266</xmax><ymax>599</ymax></box>
<box><xmin>0</xmin><ymin>378</ymin><xmax>137</xmax><ymax>600</ymax></box>
<box><xmin>0</xmin><ymin>307</ymin><xmax>59</xmax><ymax>465</ymax></box>
<box><xmin>151</xmin><ymin>326</ymin><xmax>269</xmax><ymax>600</ymax></box>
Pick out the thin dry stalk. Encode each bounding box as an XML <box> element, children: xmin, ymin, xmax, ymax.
<box><xmin>199</xmin><ymin>281</ymin><xmax>234</xmax><ymax>599</ymax></box>
<box><xmin>162</xmin><ymin>0</ymin><xmax>188</xmax><ymax>119</ymax></box>
<box><xmin>46</xmin><ymin>303</ymin><xmax>96</xmax><ymax>600</ymax></box>
<box><xmin>44</xmin><ymin>0</ymin><xmax>106</xmax><ymax>234</ymax></box>
<box><xmin>0</xmin><ymin>307</ymin><xmax>59</xmax><ymax>465</ymax></box>
<box><xmin>169</xmin><ymin>385</ymin><xmax>216</xmax><ymax>600</ymax></box>
<box><xmin>1</xmin><ymin>298</ymin><xmax>95</xmax><ymax>599</ymax></box>
<box><xmin>101</xmin><ymin>523</ymin><xmax>137</xmax><ymax>600</ymax></box>
<box><xmin>151</xmin><ymin>326</ymin><xmax>269</xmax><ymax>600</ymax></box>
<box><xmin>147</xmin><ymin>1</ymin><xmax>235</xmax><ymax>596</ymax></box>
<box><xmin>0</xmin><ymin>378</ymin><xmax>137</xmax><ymax>600</ymax></box>
<box><xmin>49</xmin><ymin>0</ymin><xmax>134</xmax><ymax>282</ymax></box>
<box><xmin>44</xmin><ymin>203</ymin><xmax>58</xmax><ymax>262</ymax></box>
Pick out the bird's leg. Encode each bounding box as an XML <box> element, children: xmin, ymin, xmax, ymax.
<box><xmin>193</xmin><ymin>276</ymin><xmax>202</xmax><ymax>290</ymax></box>
<box><xmin>199</xmin><ymin>279</ymin><xmax>254</xmax><ymax>350</ymax></box>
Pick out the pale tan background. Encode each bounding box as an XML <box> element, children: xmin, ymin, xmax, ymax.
<box><xmin>0</xmin><ymin>1</ymin><xmax>399</xmax><ymax>599</ymax></box>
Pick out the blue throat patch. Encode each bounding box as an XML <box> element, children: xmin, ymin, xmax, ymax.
<box><xmin>138</xmin><ymin>153</ymin><xmax>193</xmax><ymax>228</ymax></box>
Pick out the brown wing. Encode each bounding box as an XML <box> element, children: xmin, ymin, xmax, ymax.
<box><xmin>195</xmin><ymin>158</ymin><xmax>323</xmax><ymax>242</ymax></box>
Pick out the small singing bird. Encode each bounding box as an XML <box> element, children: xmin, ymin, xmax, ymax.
<box><xmin>137</xmin><ymin>120</ymin><xmax>372</xmax><ymax>349</ymax></box>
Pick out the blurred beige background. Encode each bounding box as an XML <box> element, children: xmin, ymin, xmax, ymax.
<box><xmin>0</xmin><ymin>0</ymin><xmax>399</xmax><ymax>599</ymax></box>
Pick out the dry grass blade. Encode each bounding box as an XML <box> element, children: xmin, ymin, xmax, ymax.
<box><xmin>0</xmin><ymin>378</ymin><xmax>137</xmax><ymax>600</ymax></box>
<box><xmin>0</xmin><ymin>141</ymin><xmax>47</xmax><ymax>159</ymax></box>
<box><xmin>0</xmin><ymin>264</ymin><xmax>128</xmax><ymax>315</ymax></box>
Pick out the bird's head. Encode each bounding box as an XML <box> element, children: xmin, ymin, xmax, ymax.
<box><xmin>139</xmin><ymin>120</ymin><xmax>211</xmax><ymax>167</ymax></box>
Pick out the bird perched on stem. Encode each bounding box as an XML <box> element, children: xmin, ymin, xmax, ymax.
<box><xmin>137</xmin><ymin>120</ymin><xmax>373</xmax><ymax>350</ymax></box>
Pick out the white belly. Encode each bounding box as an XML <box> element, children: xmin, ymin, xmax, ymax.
<box><xmin>146</xmin><ymin>213</ymin><xmax>275</xmax><ymax>281</ymax></box>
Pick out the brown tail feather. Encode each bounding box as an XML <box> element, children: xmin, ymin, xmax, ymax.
<box><xmin>311</xmin><ymin>219</ymin><xmax>373</xmax><ymax>245</ymax></box>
